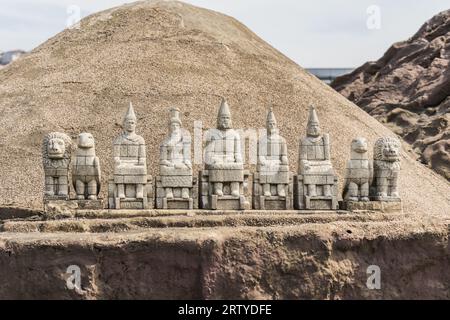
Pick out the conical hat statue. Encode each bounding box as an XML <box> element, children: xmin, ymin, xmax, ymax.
<box><xmin>218</xmin><ymin>98</ymin><xmax>231</xmax><ymax>118</ymax></box>
<box><xmin>217</xmin><ymin>98</ymin><xmax>232</xmax><ymax>128</ymax></box>
<box><xmin>169</xmin><ymin>107</ymin><xmax>182</xmax><ymax>125</ymax></box>
<box><xmin>266</xmin><ymin>107</ymin><xmax>277</xmax><ymax>125</ymax></box>
<box><xmin>307</xmin><ymin>105</ymin><xmax>319</xmax><ymax>126</ymax></box>
<box><xmin>123</xmin><ymin>102</ymin><xmax>137</xmax><ymax>123</ymax></box>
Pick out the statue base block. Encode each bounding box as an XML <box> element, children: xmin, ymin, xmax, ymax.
<box><xmin>44</xmin><ymin>199</ymin><xmax>104</xmax><ymax>215</ymax></box>
<box><xmin>209</xmin><ymin>195</ymin><xmax>250</xmax><ymax>210</ymax></box>
<box><xmin>115</xmin><ymin>198</ymin><xmax>149</xmax><ymax>210</ymax></box>
<box><xmin>258</xmin><ymin>196</ymin><xmax>292</xmax><ymax>210</ymax></box>
<box><xmin>305</xmin><ymin>196</ymin><xmax>338</xmax><ymax>210</ymax></box>
<box><xmin>341</xmin><ymin>200</ymin><xmax>402</xmax><ymax>213</ymax></box>
<box><xmin>162</xmin><ymin>198</ymin><xmax>194</xmax><ymax>210</ymax></box>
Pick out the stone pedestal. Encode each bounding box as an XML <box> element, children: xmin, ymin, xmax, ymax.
<box><xmin>341</xmin><ymin>200</ymin><xmax>402</xmax><ymax>213</ymax></box>
<box><xmin>294</xmin><ymin>175</ymin><xmax>338</xmax><ymax>210</ymax></box>
<box><xmin>252</xmin><ymin>172</ymin><xmax>293</xmax><ymax>210</ymax></box>
<box><xmin>199</xmin><ymin>170</ymin><xmax>250</xmax><ymax>210</ymax></box>
<box><xmin>155</xmin><ymin>176</ymin><xmax>198</xmax><ymax>209</ymax></box>
<box><xmin>44</xmin><ymin>199</ymin><xmax>104</xmax><ymax>213</ymax></box>
<box><xmin>108</xmin><ymin>177</ymin><xmax>153</xmax><ymax>209</ymax></box>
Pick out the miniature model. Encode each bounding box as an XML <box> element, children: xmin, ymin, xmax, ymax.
<box><xmin>343</xmin><ymin>137</ymin><xmax>372</xmax><ymax>201</ymax></box>
<box><xmin>253</xmin><ymin>108</ymin><xmax>293</xmax><ymax>210</ymax></box>
<box><xmin>295</xmin><ymin>106</ymin><xmax>338</xmax><ymax>210</ymax></box>
<box><xmin>200</xmin><ymin>98</ymin><xmax>249</xmax><ymax>210</ymax></box>
<box><xmin>371</xmin><ymin>137</ymin><xmax>401</xmax><ymax>201</ymax></box>
<box><xmin>108</xmin><ymin>103</ymin><xmax>152</xmax><ymax>209</ymax></box>
<box><xmin>156</xmin><ymin>108</ymin><xmax>197</xmax><ymax>209</ymax></box>
<box><xmin>42</xmin><ymin>132</ymin><xmax>72</xmax><ymax>199</ymax></box>
<box><xmin>72</xmin><ymin>132</ymin><xmax>101</xmax><ymax>200</ymax></box>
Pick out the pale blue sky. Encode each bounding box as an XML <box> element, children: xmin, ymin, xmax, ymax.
<box><xmin>1</xmin><ymin>0</ymin><xmax>449</xmax><ymax>67</ymax></box>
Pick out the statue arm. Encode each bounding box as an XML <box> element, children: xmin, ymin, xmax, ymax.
<box><xmin>94</xmin><ymin>157</ymin><xmax>101</xmax><ymax>182</ymax></box>
<box><xmin>183</xmin><ymin>140</ymin><xmax>192</xmax><ymax>168</ymax></box>
<box><xmin>205</xmin><ymin>137</ymin><xmax>215</xmax><ymax>165</ymax></box>
<box><xmin>257</xmin><ymin>141</ymin><xmax>267</xmax><ymax>166</ymax></box>
<box><xmin>138</xmin><ymin>143</ymin><xmax>146</xmax><ymax>166</ymax></box>
<box><xmin>324</xmin><ymin>134</ymin><xmax>331</xmax><ymax>160</ymax></box>
<box><xmin>234</xmin><ymin>135</ymin><xmax>243</xmax><ymax>164</ymax></box>
<box><xmin>299</xmin><ymin>140</ymin><xmax>308</xmax><ymax>163</ymax></box>
<box><xmin>113</xmin><ymin>143</ymin><xmax>121</xmax><ymax>165</ymax></box>
<box><xmin>281</xmin><ymin>139</ymin><xmax>288</xmax><ymax>165</ymax></box>
<box><xmin>160</xmin><ymin>145</ymin><xmax>172</xmax><ymax>167</ymax></box>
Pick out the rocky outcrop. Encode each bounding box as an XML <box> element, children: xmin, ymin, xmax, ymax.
<box><xmin>0</xmin><ymin>50</ymin><xmax>25</xmax><ymax>66</ymax></box>
<box><xmin>332</xmin><ymin>10</ymin><xmax>450</xmax><ymax>181</ymax></box>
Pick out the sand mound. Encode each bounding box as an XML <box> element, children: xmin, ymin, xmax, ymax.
<box><xmin>332</xmin><ymin>10</ymin><xmax>450</xmax><ymax>181</ymax></box>
<box><xmin>0</xmin><ymin>0</ymin><xmax>448</xmax><ymax>215</ymax></box>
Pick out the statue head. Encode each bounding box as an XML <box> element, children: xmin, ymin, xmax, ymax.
<box><xmin>266</xmin><ymin>108</ymin><xmax>278</xmax><ymax>135</ymax></box>
<box><xmin>123</xmin><ymin>102</ymin><xmax>137</xmax><ymax>133</ymax></box>
<box><xmin>78</xmin><ymin>132</ymin><xmax>95</xmax><ymax>149</ymax></box>
<box><xmin>374</xmin><ymin>137</ymin><xmax>401</xmax><ymax>162</ymax></box>
<box><xmin>168</xmin><ymin>107</ymin><xmax>182</xmax><ymax>134</ymax></box>
<box><xmin>42</xmin><ymin>132</ymin><xmax>72</xmax><ymax>162</ymax></box>
<box><xmin>217</xmin><ymin>98</ymin><xmax>232</xmax><ymax>130</ymax></box>
<box><xmin>351</xmin><ymin>137</ymin><xmax>368</xmax><ymax>154</ymax></box>
<box><xmin>306</xmin><ymin>106</ymin><xmax>321</xmax><ymax>137</ymax></box>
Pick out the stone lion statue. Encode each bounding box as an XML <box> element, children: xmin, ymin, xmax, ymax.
<box><xmin>42</xmin><ymin>132</ymin><xmax>72</xmax><ymax>198</ymax></box>
<box><xmin>72</xmin><ymin>132</ymin><xmax>101</xmax><ymax>200</ymax></box>
<box><xmin>343</xmin><ymin>137</ymin><xmax>372</xmax><ymax>201</ymax></box>
<box><xmin>371</xmin><ymin>136</ymin><xmax>401</xmax><ymax>200</ymax></box>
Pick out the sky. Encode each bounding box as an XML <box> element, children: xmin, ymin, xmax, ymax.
<box><xmin>0</xmin><ymin>0</ymin><xmax>449</xmax><ymax>68</ymax></box>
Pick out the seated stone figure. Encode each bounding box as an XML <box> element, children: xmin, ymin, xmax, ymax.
<box><xmin>295</xmin><ymin>106</ymin><xmax>338</xmax><ymax>210</ymax></box>
<box><xmin>200</xmin><ymin>98</ymin><xmax>249</xmax><ymax>210</ymax></box>
<box><xmin>108</xmin><ymin>103</ymin><xmax>153</xmax><ymax>209</ymax></box>
<box><xmin>42</xmin><ymin>132</ymin><xmax>72</xmax><ymax>200</ymax></box>
<box><xmin>253</xmin><ymin>108</ymin><xmax>293</xmax><ymax>210</ymax></box>
<box><xmin>156</xmin><ymin>108</ymin><xmax>197</xmax><ymax>209</ymax></box>
<box><xmin>72</xmin><ymin>132</ymin><xmax>101</xmax><ymax>200</ymax></box>
<box><xmin>371</xmin><ymin>137</ymin><xmax>401</xmax><ymax>201</ymax></box>
<box><xmin>343</xmin><ymin>137</ymin><xmax>372</xmax><ymax>202</ymax></box>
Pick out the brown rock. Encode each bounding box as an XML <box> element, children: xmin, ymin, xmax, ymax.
<box><xmin>332</xmin><ymin>9</ymin><xmax>450</xmax><ymax>181</ymax></box>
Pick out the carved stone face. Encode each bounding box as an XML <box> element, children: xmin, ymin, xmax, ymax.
<box><xmin>124</xmin><ymin>119</ymin><xmax>136</xmax><ymax>133</ymax></box>
<box><xmin>307</xmin><ymin>123</ymin><xmax>321</xmax><ymax>137</ymax></box>
<box><xmin>170</xmin><ymin>122</ymin><xmax>181</xmax><ymax>134</ymax></box>
<box><xmin>351</xmin><ymin>138</ymin><xmax>368</xmax><ymax>153</ymax></box>
<box><xmin>78</xmin><ymin>133</ymin><xmax>95</xmax><ymax>148</ymax></box>
<box><xmin>218</xmin><ymin>115</ymin><xmax>231</xmax><ymax>130</ymax></box>
<box><xmin>267</xmin><ymin>119</ymin><xmax>277</xmax><ymax>135</ymax></box>
<box><xmin>382</xmin><ymin>142</ymin><xmax>400</xmax><ymax>162</ymax></box>
<box><xmin>47</xmin><ymin>138</ymin><xmax>66</xmax><ymax>159</ymax></box>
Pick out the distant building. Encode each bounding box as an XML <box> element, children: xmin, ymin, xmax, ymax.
<box><xmin>0</xmin><ymin>50</ymin><xmax>26</xmax><ymax>66</ymax></box>
<box><xmin>306</xmin><ymin>68</ymin><xmax>353</xmax><ymax>84</ymax></box>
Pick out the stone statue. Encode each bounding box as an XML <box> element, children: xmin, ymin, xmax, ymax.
<box><xmin>108</xmin><ymin>103</ymin><xmax>152</xmax><ymax>209</ymax></box>
<box><xmin>295</xmin><ymin>106</ymin><xmax>338</xmax><ymax>210</ymax></box>
<box><xmin>343</xmin><ymin>137</ymin><xmax>372</xmax><ymax>202</ymax></box>
<box><xmin>72</xmin><ymin>132</ymin><xmax>101</xmax><ymax>200</ymax></box>
<box><xmin>200</xmin><ymin>98</ymin><xmax>249</xmax><ymax>210</ymax></box>
<box><xmin>371</xmin><ymin>137</ymin><xmax>401</xmax><ymax>201</ymax></box>
<box><xmin>156</xmin><ymin>108</ymin><xmax>197</xmax><ymax>209</ymax></box>
<box><xmin>253</xmin><ymin>108</ymin><xmax>293</xmax><ymax>210</ymax></box>
<box><xmin>42</xmin><ymin>132</ymin><xmax>72</xmax><ymax>199</ymax></box>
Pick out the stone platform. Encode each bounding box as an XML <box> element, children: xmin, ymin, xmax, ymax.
<box><xmin>0</xmin><ymin>207</ymin><xmax>448</xmax><ymax>300</ymax></box>
<box><xmin>340</xmin><ymin>200</ymin><xmax>402</xmax><ymax>213</ymax></box>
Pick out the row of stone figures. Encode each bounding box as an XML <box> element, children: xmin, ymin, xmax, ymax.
<box><xmin>42</xmin><ymin>99</ymin><xmax>402</xmax><ymax>211</ymax></box>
